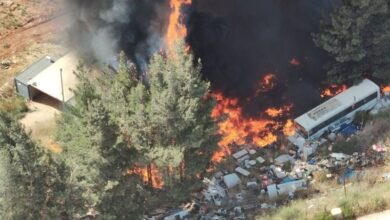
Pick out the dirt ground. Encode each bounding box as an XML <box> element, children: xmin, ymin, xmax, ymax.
<box><xmin>0</xmin><ymin>0</ymin><xmax>67</xmax><ymax>94</ymax></box>
<box><xmin>1</xmin><ymin>0</ymin><xmax>67</xmax><ymax>152</ymax></box>
<box><xmin>20</xmin><ymin>94</ymin><xmax>63</xmax><ymax>153</ymax></box>
<box><xmin>358</xmin><ymin>209</ymin><xmax>390</xmax><ymax>220</ymax></box>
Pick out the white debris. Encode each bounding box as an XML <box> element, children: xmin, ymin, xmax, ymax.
<box><xmin>249</xmin><ymin>160</ymin><xmax>256</xmax><ymax>166</ymax></box>
<box><xmin>235</xmin><ymin>167</ymin><xmax>251</xmax><ymax>177</ymax></box>
<box><xmin>237</xmin><ymin>155</ymin><xmax>250</xmax><ymax>163</ymax></box>
<box><xmin>382</xmin><ymin>172</ymin><xmax>390</xmax><ymax>182</ymax></box>
<box><xmin>256</xmin><ymin>156</ymin><xmax>265</xmax><ymax>164</ymax></box>
<box><xmin>276</xmin><ymin>179</ymin><xmax>307</xmax><ymax>195</ymax></box>
<box><xmin>330</xmin><ymin>153</ymin><xmax>350</xmax><ymax>161</ymax></box>
<box><xmin>246</xmin><ymin>181</ymin><xmax>257</xmax><ymax>189</ymax></box>
<box><xmin>267</xmin><ymin>184</ymin><xmax>278</xmax><ymax>198</ymax></box>
<box><xmin>275</xmin><ymin>154</ymin><xmax>295</xmax><ymax>166</ymax></box>
<box><xmin>249</xmin><ymin>149</ymin><xmax>256</xmax><ymax>155</ymax></box>
<box><xmin>223</xmin><ymin>173</ymin><xmax>241</xmax><ymax>189</ymax></box>
<box><xmin>202</xmin><ymin>177</ymin><xmax>227</xmax><ymax>206</ymax></box>
<box><xmin>270</xmin><ymin>165</ymin><xmax>287</xmax><ymax>179</ymax></box>
<box><xmin>331</xmin><ymin>207</ymin><xmax>342</xmax><ymax>217</ymax></box>
<box><xmin>233</xmin><ymin>149</ymin><xmax>248</xmax><ymax>159</ymax></box>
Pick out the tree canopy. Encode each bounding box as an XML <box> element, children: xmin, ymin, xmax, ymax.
<box><xmin>53</xmin><ymin>40</ymin><xmax>217</xmax><ymax>218</ymax></box>
<box><xmin>313</xmin><ymin>0</ymin><xmax>390</xmax><ymax>84</ymax></box>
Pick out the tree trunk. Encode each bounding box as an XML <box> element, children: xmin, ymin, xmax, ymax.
<box><xmin>147</xmin><ymin>164</ymin><xmax>153</xmax><ymax>188</ymax></box>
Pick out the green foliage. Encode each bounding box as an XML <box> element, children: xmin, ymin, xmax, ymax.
<box><xmin>275</xmin><ymin>206</ymin><xmax>305</xmax><ymax>220</ymax></box>
<box><xmin>54</xmin><ymin>42</ymin><xmax>217</xmax><ymax>217</ymax></box>
<box><xmin>313</xmin><ymin>0</ymin><xmax>390</xmax><ymax>84</ymax></box>
<box><xmin>148</xmin><ymin>41</ymin><xmax>217</xmax><ymax>177</ymax></box>
<box><xmin>0</xmin><ymin>95</ymin><xmax>28</xmax><ymax>118</ymax></box>
<box><xmin>0</xmin><ymin>111</ymin><xmax>68</xmax><ymax>219</ymax></box>
<box><xmin>340</xmin><ymin>201</ymin><xmax>355</xmax><ymax>219</ymax></box>
<box><xmin>333</xmin><ymin>138</ymin><xmax>360</xmax><ymax>154</ymax></box>
<box><xmin>314</xmin><ymin>210</ymin><xmax>333</xmax><ymax>220</ymax></box>
<box><xmin>354</xmin><ymin>110</ymin><xmax>369</xmax><ymax>124</ymax></box>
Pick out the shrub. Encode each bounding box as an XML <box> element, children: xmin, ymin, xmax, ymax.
<box><xmin>0</xmin><ymin>96</ymin><xmax>28</xmax><ymax>118</ymax></box>
<box><xmin>333</xmin><ymin>138</ymin><xmax>360</xmax><ymax>154</ymax></box>
<box><xmin>340</xmin><ymin>201</ymin><xmax>355</xmax><ymax>220</ymax></box>
<box><xmin>276</xmin><ymin>206</ymin><xmax>305</xmax><ymax>220</ymax></box>
<box><xmin>314</xmin><ymin>210</ymin><xmax>333</xmax><ymax>220</ymax></box>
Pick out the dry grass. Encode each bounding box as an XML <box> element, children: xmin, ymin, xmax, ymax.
<box><xmin>256</xmin><ymin>164</ymin><xmax>390</xmax><ymax>220</ymax></box>
<box><xmin>0</xmin><ymin>0</ymin><xmax>59</xmax><ymax>36</ymax></box>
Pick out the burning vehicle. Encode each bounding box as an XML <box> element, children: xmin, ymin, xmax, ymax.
<box><xmin>294</xmin><ymin>79</ymin><xmax>380</xmax><ymax>141</ymax></box>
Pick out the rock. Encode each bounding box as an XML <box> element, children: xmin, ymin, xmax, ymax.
<box><xmin>331</xmin><ymin>207</ymin><xmax>342</xmax><ymax>219</ymax></box>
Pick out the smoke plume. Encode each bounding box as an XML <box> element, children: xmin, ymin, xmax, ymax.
<box><xmin>64</xmin><ymin>0</ymin><xmax>168</xmax><ymax>68</ymax></box>
<box><xmin>64</xmin><ymin>0</ymin><xmax>341</xmax><ymax>116</ymax></box>
<box><xmin>189</xmin><ymin>0</ymin><xmax>341</xmax><ymax>115</ymax></box>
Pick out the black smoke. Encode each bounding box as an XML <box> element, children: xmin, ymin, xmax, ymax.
<box><xmin>64</xmin><ymin>0</ymin><xmax>340</xmax><ymax>116</ymax></box>
<box><xmin>188</xmin><ymin>0</ymin><xmax>341</xmax><ymax>116</ymax></box>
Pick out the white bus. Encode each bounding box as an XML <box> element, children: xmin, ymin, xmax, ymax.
<box><xmin>294</xmin><ymin>79</ymin><xmax>380</xmax><ymax>140</ymax></box>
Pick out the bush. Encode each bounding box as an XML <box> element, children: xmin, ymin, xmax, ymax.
<box><xmin>276</xmin><ymin>206</ymin><xmax>305</xmax><ymax>220</ymax></box>
<box><xmin>314</xmin><ymin>210</ymin><xmax>333</xmax><ymax>220</ymax></box>
<box><xmin>340</xmin><ymin>201</ymin><xmax>355</xmax><ymax>220</ymax></box>
<box><xmin>333</xmin><ymin>138</ymin><xmax>360</xmax><ymax>154</ymax></box>
<box><xmin>313</xmin><ymin>170</ymin><xmax>328</xmax><ymax>183</ymax></box>
<box><xmin>0</xmin><ymin>96</ymin><xmax>28</xmax><ymax>118</ymax></box>
<box><xmin>354</xmin><ymin>111</ymin><xmax>369</xmax><ymax>124</ymax></box>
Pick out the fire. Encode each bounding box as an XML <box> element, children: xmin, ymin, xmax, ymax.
<box><xmin>256</xmin><ymin>73</ymin><xmax>277</xmax><ymax>94</ymax></box>
<box><xmin>265</xmin><ymin>104</ymin><xmax>293</xmax><ymax>118</ymax></box>
<box><xmin>382</xmin><ymin>85</ymin><xmax>390</xmax><ymax>93</ymax></box>
<box><xmin>320</xmin><ymin>84</ymin><xmax>347</xmax><ymax>98</ymax></box>
<box><xmin>166</xmin><ymin>0</ymin><xmax>192</xmax><ymax>50</ymax></box>
<box><xmin>289</xmin><ymin>58</ymin><xmax>301</xmax><ymax>66</ymax></box>
<box><xmin>128</xmin><ymin>164</ymin><xmax>164</xmax><ymax>189</ymax></box>
<box><xmin>211</xmin><ymin>92</ymin><xmax>293</xmax><ymax>162</ymax></box>
<box><xmin>283</xmin><ymin>119</ymin><xmax>296</xmax><ymax>136</ymax></box>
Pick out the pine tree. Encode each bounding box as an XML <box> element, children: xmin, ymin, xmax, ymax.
<box><xmin>313</xmin><ymin>0</ymin><xmax>390</xmax><ymax>83</ymax></box>
<box><xmin>56</xmin><ymin>63</ymin><xmax>146</xmax><ymax>219</ymax></box>
<box><xmin>0</xmin><ymin>112</ymin><xmax>67</xmax><ymax>219</ymax></box>
<box><xmin>148</xmin><ymin>40</ymin><xmax>218</xmax><ymax>182</ymax></box>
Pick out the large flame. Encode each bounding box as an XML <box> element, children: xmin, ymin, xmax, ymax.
<box><xmin>211</xmin><ymin>92</ymin><xmax>293</xmax><ymax>162</ymax></box>
<box><xmin>128</xmin><ymin>164</ymin><xmax>164</xmax><ymax>189</ymax></box>
<box><xmin>166</xmin><ymin>0</ymin><xmax>192</xmax><ymax>51</ymax></box>
<box><xmin>320</xmin><ymin>84</ymin><xmax>347</xmax><ymax>98</ymax></box>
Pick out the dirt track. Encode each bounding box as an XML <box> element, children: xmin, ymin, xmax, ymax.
<box><xmin>0</xmin><ymin>13</ymin><xmax>67</xmax><ymax>59</ymax></box>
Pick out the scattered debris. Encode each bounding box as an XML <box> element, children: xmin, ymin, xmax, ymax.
<box><xmin>235</xmin><ymin>167</ymin><xmax>250</xmax><ymax>177</ymax></box>
<box><xmin>223</xmin><ymin>173</ymin><xmax>240</xmax><ymax>189</ymax></box>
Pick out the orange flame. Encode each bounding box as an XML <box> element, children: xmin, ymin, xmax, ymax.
<box><xmin>289</xmin><ymin>58</ymin><xmax>301</xmax><ymax>66</ymax></box>
<box><xmin>382</xmin><ymin>85</ymin><xmax>390</xmax><ymax>93</ymax></box>
<box><xmin>128</xmin><ymin>164</ymin><xmax>164</xmax><ymax>189</ymax></box>
<box><xmin>283</xmin><ymin>119</ymin><xmax>296</xmax><ymax>136</ymax></box>
<box><xmin>256</xmin><ymin>73</ymin><xmax>277</xmax><ymax>94</ymax></box>
<box><xmin>265</xmin><ymin>104</ymin><xmax>293</xmax><ymax>118</ymax></box>
<box><xmin>320</xmin><ymin>84</ymin><xmax>347</xmax><ymax>98</ymax></box>
<box><xmin>210</xmin><ymin>92</ymin><xmax>293</xmax><ymax>162</ymax></box>
<box><xmin>166</xmin><ymin>0</ymin><xmax>192</xmax><ymax>51</ymax></box>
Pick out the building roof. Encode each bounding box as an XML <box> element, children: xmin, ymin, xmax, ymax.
<box><xmin>27</xmin><ymin>52</ymin><xmax>79</xmax><ymax>102</ymax></box>
<box><xmin>15</xmin><ymin>56</ymin><xmax>55</xmax><ymax>84</ymax></box>
<box><xmin>295</xmin><ymin>79</ymin><xmax>380</xmax><ymax>131</ymax></box>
